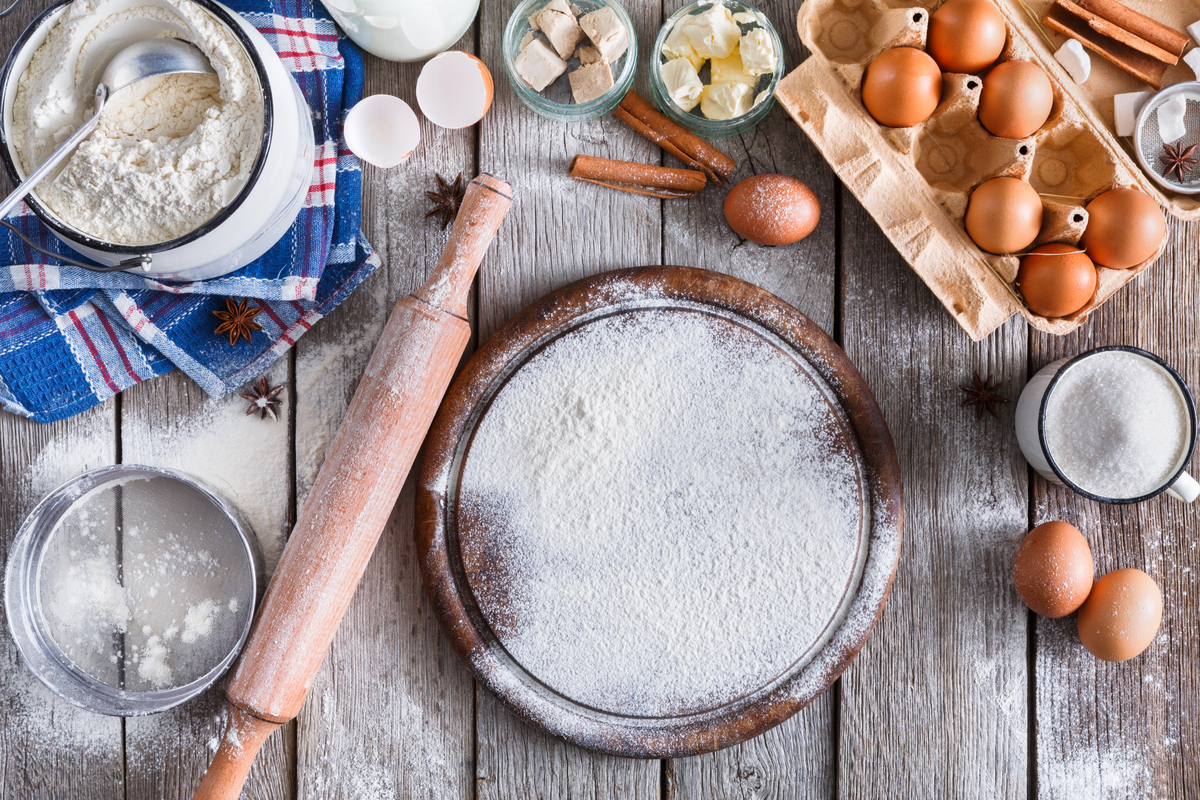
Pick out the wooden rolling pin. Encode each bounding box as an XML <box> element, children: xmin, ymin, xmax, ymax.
<box><xmin>193</xmin><ymin>174</ymin><xmax>512</xmax><ymax>800</ymax></box>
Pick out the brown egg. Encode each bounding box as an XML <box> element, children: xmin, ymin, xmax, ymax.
<box><xmin>978</xmin><ymin>60</ymin><xmax>1054</xmax><ymax>139</ymax></box>
<box><xmin>724</xmin><ymin>175</ymin><xmax>821</xmax><ymax>246</ymax></box>
<box><xmin>964</xmin><ymin>177</ymin><xmax>1043</xmax><ymax>254</ymax></box>
<box><xmin>927</xmin><ymin>0</ymin><xmax>1007</xmax><ymax>74</ymax></box>
<box><xmin>1016</xmin><ymin>243</ymin><xmax>1098</xmax><ymax>318</ymax></box>
<box><xmin>1081</xmin><ymin>188</ymin><xmax>1167</xmax><ymax>269</ymax></box>
<box><xmin>1077</xmin><ymin>568</ymin><xmax>1162</xmax><ymax>662</ymax></box>
<box><xmin>1013</xmin><ymin>521</ymin><xmax>1094</xmax><ymax>617</ymax></box>
<box><xmin>862</xmin><ymin>47</ymin><xmax>943</xmax><ymax>128</ymax></box>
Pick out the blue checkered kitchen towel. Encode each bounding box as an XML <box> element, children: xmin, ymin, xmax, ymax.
<box><xmin>0</xmin><ymin>0</ymin><xmax>380</xmax><ymax>423</ymax></box>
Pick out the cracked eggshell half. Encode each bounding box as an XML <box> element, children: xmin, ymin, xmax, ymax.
<box><xmin>417</xmin><ymin>51</ymin><xmax>495</xmax><ymax>129</ymax></box>
<box><xmin>344</xmin><ymin>95</ymin><xmax>421</xmax><ymax>169</ymax></box>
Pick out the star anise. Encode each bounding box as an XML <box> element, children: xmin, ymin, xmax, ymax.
<box><xmin>1160</xmin><ymin>142</ymin><xmax>1198</xmax><ymax>182</ymax></box>
<box><xmin>960</xmin><ymin>371</ymin><xmax>1009</xmax><ymax>420</ymax></box>
<box><xmin>425</xmin><ymin>172</ymin><xmax>465</xmax><ymax>230</ymax></box>
<box><xmin>239</xmin><ymin>377</ymin><xmax>284</xmax><ymax>421</ymax></box>
<box><xmin>213</xmin><ymin>298</ymin><xmax>263</xmax><ymax>346</ymax></box>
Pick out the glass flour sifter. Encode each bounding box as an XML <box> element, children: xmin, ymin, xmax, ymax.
<box><xmin>4</xmin><ymin>465</ymin><xmax>261</xmax><ymax>716</ymax></box>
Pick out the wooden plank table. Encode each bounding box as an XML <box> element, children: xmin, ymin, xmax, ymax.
<box><xmin>0</xmin><ymin>0</ymin><xmax>1196</xmax><ymax>797</ymax></box>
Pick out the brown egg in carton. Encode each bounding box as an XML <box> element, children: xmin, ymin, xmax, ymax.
<box><xmin>776</xmin><ymin>0</ymin><xmax>1173</xmax><ymax>339</ymax></box>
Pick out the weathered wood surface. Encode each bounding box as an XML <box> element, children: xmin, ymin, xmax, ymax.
<box><xmin>0</xmin><ymin>403</ymin><xmax>120</xmax><ymax>800</ymax></box>
<box><xmin>292</xmin><ymin>38</ymin><xmax>477</xmax><ymax>800</ymax></box>
<box><xmin>0</xmin><ymin>0</ymin><xmax>1198</xmax><ymax>796</ymax></box>
<box><xmin>120</xmin><ymin>363</ymin><xmax>295</xmax><ymax>800</ymax></box>
<box><xmin>839</xmin><ymin>194</ymin><xmax>1031</xmax><ymax>799</ymax></box>
<box><xmin>1031</xmin><ymin>217</ymin><xmax>1200</xmax><ymax>799</ymax></box>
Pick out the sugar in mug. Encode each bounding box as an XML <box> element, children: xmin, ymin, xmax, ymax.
<box><xmin>1014</xmin><ymin>345</ymin><xmax>1199</xmax><ymax>504</ymax></box>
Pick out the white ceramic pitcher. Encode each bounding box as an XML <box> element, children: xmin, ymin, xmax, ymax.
<box><xmin>1015</xmin><ymin>346</ymin><xmax>1200</xmax><ymax>504</ymax></box>
<box><xmin>319</xmin><ymin>0</ymin><xmax>480</xmax><ymax>62</ymax></box>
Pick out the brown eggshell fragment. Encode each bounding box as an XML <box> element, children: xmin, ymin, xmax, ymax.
<box><xmin>978</xmin><ymin>60</ymin><xmax>1054</xmax><ymax>139</ymax></box>
<box><xmin>1077</xmin><ymin>568</ymin><xmax>1162</xmax><ymax>662</ymax></box>
<box><xmin>927</xmin><ymin>0</ymin><xmax>1007</xmax><ymax>74</ymax></box>
<box><xmin>1013</xmin><ymin>521</ymin><xmax>1094</xmax><ymax>617</ymax></box>
<box><xmin>724</xmin><ymin>175</ymin><xmax>821</xmax><ymax>246</ymax></box>
<box><xmin>964</xmin><ymin>176</ymin><xmax>1043</xmax><ymax>254</ymax></box>
<box><xmin>1081</xmin><ymin>188</ymin><xmax>1167</xmax><ymax>270</ymax></box>
<box><xmin>1016</xmin><ymin>243</ymin><xmax>1098</xmax><ymax>318</ymax></box>
<box><xmin>861</xmin><ymin>47</ymin><xmax>943</xmax><ymax>128</ymax></box>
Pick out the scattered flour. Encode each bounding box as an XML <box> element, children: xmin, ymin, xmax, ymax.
<box><xmin>458</xmin><ymin>309</ymin><xmax>865</xmax><ymax>716</ymax></box>
<box><xmin>123</xmin><ymin>363</ymin><xmax>290</xmax><ymax>572</ymax></box>
<box><xmin>1045</xmin><ymin>350</ymin><xmax>1189</xmax><ymax>499</ymax></box>
<box><xmin>47</xmin><ymin>556</ymin><xmax>132</xmax><ymax>656</ymax></box>
<box><xmin>137</xmin><ymin>635</ymin><xmax>172</xmax><ymax>687</ymax></box>
<box><xmin>182</xmin><ymin>599</ymin><xmax>218</xmax><ymax>643</ymax></box>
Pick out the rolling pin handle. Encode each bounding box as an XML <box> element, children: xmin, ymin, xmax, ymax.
<box><xmin>413</xmin><ymin>173</ymin><xmax>513</xmax><ymax>319</ymax></box>
<box><xmin>192</xmin><ymin>705</ymin><xmax>280</xmax><ymax>800</ymax></box>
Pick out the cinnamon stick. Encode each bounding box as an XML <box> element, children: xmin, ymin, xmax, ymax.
<box><xmin>1044</xmin><ymin>0</ymin><xmax>1187</xmax><ymax>88</ymax></box>
<box><xmin>568</xmin><ymin>154</ymin><xmax>706</xmax><ymax>198</ymax></box>
<box><xmin>614</xmin><ymin>90</ymin><xmax>736</xmax><ymax>185</ymax></box>
<box><xmin>1073</xmin><ymin>0</ymin><xmax>1187</xmax><ymax>56</ymax></box>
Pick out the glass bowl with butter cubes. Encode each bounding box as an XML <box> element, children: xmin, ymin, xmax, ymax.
<box><xmin>650</xmin><ymin>1</ymin><xmax>784</xmax><ymax>137</ymax></box>
<box><xmin>504</xmin><ymin>0</ymin><xmax>637</xmax><ymax>122</ymax></box>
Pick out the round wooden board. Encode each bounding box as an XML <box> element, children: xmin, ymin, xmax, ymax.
<box><xmin>416</xmin><ymin>266</ymin><xmax>903</xmax><ymax>758</ymax></box>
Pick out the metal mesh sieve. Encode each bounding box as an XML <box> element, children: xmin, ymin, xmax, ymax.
<box><xmin>1134</xmin><ymin>82</ymin><xmax>1200</xmax><ymax>195</ymax></box>
<box><xmin>5</xmin><ymin>465</ymin><xmax>260</xmax><ymax>716</ymax></box>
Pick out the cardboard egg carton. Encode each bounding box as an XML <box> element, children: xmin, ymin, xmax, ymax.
<box><xmin>776</xmin><ymin>0</ymin><xmax>1185</xmax><ymax>340</ymax></box>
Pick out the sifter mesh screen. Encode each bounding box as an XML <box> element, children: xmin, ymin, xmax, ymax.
<box><xmin>1137</xmin><ymin>89</ymin><xmax>1200</xmax><ymax>193</ymax></box>
<box><xmin>35</xmin><ymin>475</ymin><xmax>255</xmax><ymax>693</ymax></box>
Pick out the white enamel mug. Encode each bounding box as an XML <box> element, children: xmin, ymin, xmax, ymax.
<box><xmin>1015</xmin><ymin>346</ymin><xmax>1200</xmax><ymax>504</ymax></box>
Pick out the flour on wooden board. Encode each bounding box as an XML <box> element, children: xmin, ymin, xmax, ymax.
<box><xmin>459</xmin><ymin>309</ymin><xmax>865</xmax><ymax>716</ymax></box>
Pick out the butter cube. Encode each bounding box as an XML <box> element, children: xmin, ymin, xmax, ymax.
<box><xmin>700</xmin><ymin>81</ymin><xmax>753</xmax><ymax>120</ymax></box>
<box><xmin>579</xmin><ymin>6</ymin><xmax>629</xmax><ymax>62</ymax></box>
<box><xmin>1158</xmin><ymin>94</ymin><xmax>1188</xmax><ymax>143</ymax></box>
<box><xmin>1113</xmin><ymin>91</ymin><xmax>1151</xmax><ymax>137</ymax></box>
<box><xmin>569</xmin><ymin>60</ymin><xmax>614</xmax><ymax>103</ymax></box>
<box><xmin>739</xmin><ymin>29</ymin><xmax>776</xmax><ymax>76</ymax></box>
<box><xmin>515</xmin><ymin>39</ymin><xmax>568</xmax><ymax>91</ymax></box>
<box><xmin>1188</xmin><ymin>19</ymin><xmax>1200</xmax><ymax>46</ymax></box>
<box><xmin>1186</xmin><ymin>47</ymin><xmax>1200</xmax><ymax>80</ymax></box>
<box><xmin>531</xmin><ymin>0</ymin><xmax>584</xmax><ymax>59</ymax></box>
<box><xmin>1053</xmin><ymin>39</ymin><xmax>1090</xmax><ymax>84</ymax></box>
<box><xmin>661</xmin><ymin>56</ymin><xmax>704</xmax><ymax>111</ymax></box>
<box><xmin>662</xmin><ymin>20</ymin><xmax>705</xmax><ymax>71</ymax></box>
<box><xmin>710</xmin><ymin>47</ymin><xmax>757</xmax><ymax>85</ymax></box>
<box><xmin>682</xmin><ymin>3</ymin><xmax>741</xmax><ymax>59</ymax></box>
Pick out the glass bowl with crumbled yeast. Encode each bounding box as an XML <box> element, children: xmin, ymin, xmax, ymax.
<box><xmin>4</xmin><ymin>465</ymin><xmax>262</xmax><ymax>716</ymax></box>
<box><xmin>503</xmin><ymin>0</ymin><xmax>638</xmax><ymax>122</ymax></box>
<box><xmin>650</xmin><ymin>1</ymin><xmax>785</xmax><ymax>138</ymax></box>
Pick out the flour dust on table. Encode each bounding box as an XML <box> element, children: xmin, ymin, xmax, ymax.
<box><xmin>458</xmin><ymin>309</ymin><xmax>865</xmax><ymax>717</ymax></box>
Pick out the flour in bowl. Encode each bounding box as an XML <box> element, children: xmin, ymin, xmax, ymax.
<box><xmin>11</xmin><ymin>0</ymin><xmax>264</xmax><ymax>245</ymax></box>
<box><xmin>457</xmin><ymin>309</ymin><xmax>865</xmax><ymax>717</ymax></box>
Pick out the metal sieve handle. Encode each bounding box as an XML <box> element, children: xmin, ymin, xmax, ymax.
<box><xmin>0</xmin><ymin>0</ymin><xmax>29</xmax><ymax>17</ymax></box>
<box><xmin>1</xmin><ymin>220</ymin><xmax>151</xmax><ymax>272</ymax></box>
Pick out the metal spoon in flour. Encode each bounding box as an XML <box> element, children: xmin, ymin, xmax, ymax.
<box><xmin>0</xmin><ymin>38</ymin><xmax>216</xmax><ymax>221</ymax></box>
